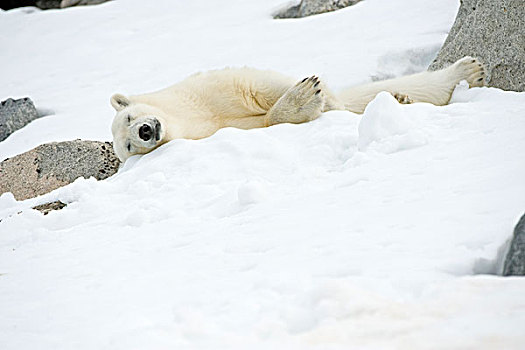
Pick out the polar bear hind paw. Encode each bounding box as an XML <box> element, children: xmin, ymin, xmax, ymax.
<box><xmin>451</xmin><ymin>56</ymin><xmax>486</xmax><ymax>88</ymax></box>
<box><xmin>391</xmin><ymin>92</ymin><xmax>413</xmax><ymax>104</ymax></box>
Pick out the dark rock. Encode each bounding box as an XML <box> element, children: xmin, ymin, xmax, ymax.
<box><xmin>429</xmin><ymin>0</ymin><xmax>525</xmax><ymax>92</ymax></box>
<box><xmin>0</xmin><ymin>97</ymin><xmax>39</xmax><ymax>142</ymax></box>
<box><xmin>33</xmin><ymin>200</ymin><xmax>67</xmax><ymax>215</ymax></box>
<box><xmin>274</xmin><ymin>0</ymin><xmax>362</xmax><ymax>19</ymax></box>
<box><xmin>0</xmin><ymin>0</ymin><xmax>110</xmax><ymax>10</ymax></box>
<box><xmin>0</xmin><ymin>140</ymin><xmax>120</xmax><ymax>200</ymax></box>
<box><xmin>35</xmin><ymin>0</ymin><xmax>61</xmax><ymax>9</ymax></box>
<box><xmin>0</xmin><ymin>1</ymin><xmax>36</xmax><ymax>10</ymax></box>
<box><xmin>503</xmin><ymin>214</ymin><xmax>525</xmax><ymax>276</ymax></box>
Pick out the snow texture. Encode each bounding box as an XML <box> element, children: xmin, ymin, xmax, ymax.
<box><xmin>1</xmin><ymin>0</ymin><xmax>525</xmax><ymax>349</ymax></box>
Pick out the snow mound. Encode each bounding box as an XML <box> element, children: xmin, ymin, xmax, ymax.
<box><xmin>358</xmin><ymin>91</ymin><xmax>428</xmax><ymax>153</ymax></box>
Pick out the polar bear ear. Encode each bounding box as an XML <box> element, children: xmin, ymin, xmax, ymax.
<box><xmin>110</xmin><ymin>93</ymin><xmax>131</xmax><ymax>111</ymax></box>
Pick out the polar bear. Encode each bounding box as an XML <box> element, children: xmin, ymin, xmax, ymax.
<box><xmin>110</xmin><ymin>57</ymin><xmax>485</xmax><ymax>162</ymax></box>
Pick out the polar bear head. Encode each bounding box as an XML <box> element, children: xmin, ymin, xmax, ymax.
<box><xmin>110</xmin><ymin>94</ymin><xmax>168</xmax><ymax>162</ymax></box>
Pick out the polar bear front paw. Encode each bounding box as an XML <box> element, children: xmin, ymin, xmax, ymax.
<box><xmin>265</xmin><ymin>75</ymin><xmax>326</xmax><ymax>126</ymax></box>
<box><xmin>292</xmin><ymin>75</ymin><xmax>325</xmax><ymax>113</ymax></box>
<box><xmin>450</xmin><ymin>56</ymin><xmax>486</xmax><ymax>88</ymax></box>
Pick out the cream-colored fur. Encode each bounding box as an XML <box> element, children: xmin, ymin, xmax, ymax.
<box><xmin>111</xmin><ymin>57</ymin><xmax>485</xmax><ymax>161</ymax></box>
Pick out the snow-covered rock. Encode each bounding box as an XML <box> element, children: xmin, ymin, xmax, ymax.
<box><xmin>274</xmin><ymin>0</ymin><xmax>362</xmax><ymax>19</ymax></box>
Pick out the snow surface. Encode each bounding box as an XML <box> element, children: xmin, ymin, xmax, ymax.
<box><xmin>1</xmin><ymin>0</ymin><xmax>525</xmax><ymax>349</ymax></box>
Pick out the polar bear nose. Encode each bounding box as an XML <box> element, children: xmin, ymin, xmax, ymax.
<box><xmin>139</xmin><ymin>124</ymin><xmax>153</xmax><ymax>141</ymax></box>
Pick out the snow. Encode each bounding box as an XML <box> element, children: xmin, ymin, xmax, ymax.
<box><xmin>1</xmin><ymin>0</ymin><xmax>525</xmax><ymax>349</ymax></box>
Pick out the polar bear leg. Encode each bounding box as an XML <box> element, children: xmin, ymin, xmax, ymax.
<box><xmin>338</xmin><ymin>56</ymin><xmax>485</xmax><ymax>114</ymax></box>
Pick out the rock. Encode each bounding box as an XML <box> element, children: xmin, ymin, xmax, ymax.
<box><xmin>0</xmin><ymin>140</ymin><xmax>120</xmax><ymax>201</ymax></box>
<box><xmin>0</xmin><ymin>97</ymin><xmax>39</xmax><ymax>142</ymax></box>
<box><xmin>35</xmin><ymin>0</ymin><xmax>61</xmax><ymax>9</ymax></box>
<box><xmin>33</xmin><ymin>200</ymin><xmax>67</xmax><ymax>215</ymax></box>
<box><xmin>274</xmin><ymin>0</ymin><xmax>362</xmax><ymax>19</ymax></box>
<box><xmin>429</xmin><ymin>0</ymin><xmax>525</xmax><ymax>92</ymax></box>
<box><xmin>503</xmin><ymin>214</ymin><xmax>525</xmax><ymax>276</ymax></box>
<box><xmin>60</xmin><ymin>0</ymin><xmax>109</xmax><ymax>8</ymax></box>
<box><xmin>0</xmin><ymin>1</ymin><xmax>35</xmax><ymax>10</ymax></box>
<box><xmin>0</xmin><ymin>0</ymin><xmax>110</xmax><ymax>10</ymax></box>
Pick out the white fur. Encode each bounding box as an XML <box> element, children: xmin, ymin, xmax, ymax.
<box><xmin>338</xmin><ymin>56</ymin><xmax>485</xmax><ymax>113</ymax></box>
<box><xmin>111</xmin><ymin>57</ymin><xmax>485</xmax><ymax>161</ymax></box>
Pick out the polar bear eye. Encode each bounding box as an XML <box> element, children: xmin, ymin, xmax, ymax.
<box><xmin>127</xmin><ymin>142</ymin><xmax>131</xmax><ymax>152</ymax></box>
<box><xmin>127</xmin><ymin>115</ymin><xmax>131</xmax><ymax>124</ymax></box>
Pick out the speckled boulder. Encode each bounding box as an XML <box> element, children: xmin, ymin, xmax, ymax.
<box><xmin>274</xmin><ymin>0</ymin><xmax>362</xmax><ymax>19</ymax></box>
<box><xmin>429</xmin><ymin>0</ymin><xmax>525</xmax><ymax>92</ymax></box>
<box><xmin>35</xmin><ymin>0</ymin><xmax>61</xmax><ymax>9</ymax></box>
<box><xmin>0</xmin><ymin>97</ymin><xmax>39</xmax><ymax>142</ymax></box>
<box><xmin>503</xmin><ymin>214</ymin><xmax>525</xmax><ymax>276</ymax></box>
<box><xmin>60</xmin><ymin>0</ymin><xmax>109</xmax><ymax>8</ymax></box>
<box><xmin>0</xmin><ymin>140</ymin><xmax>120</xmax><ymax>200</ymax></box>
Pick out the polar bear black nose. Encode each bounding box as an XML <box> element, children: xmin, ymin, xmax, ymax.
<box><xmin>139</xmin><ymin>124</ymin><xmax>153</xmax><ymax>141</ymax></box>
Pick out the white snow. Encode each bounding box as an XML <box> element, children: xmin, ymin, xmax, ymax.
<box><xmin>1</xmin><ymin>0</ymin><xmax>525</xmax><ymax>349</ymax></box>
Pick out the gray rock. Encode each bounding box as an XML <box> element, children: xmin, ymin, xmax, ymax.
<box><xmin>503</xmin><ymin>214</ymin><xmax>525</xmax><ymax>276</ymax></box>
<box><xmin>274</xmin><ymin>0</ymin><xmax>362</xmax><ymax>19</ymax></box>
<box><xmin>429</xmin><ymin>0</ymin><xmax>525</xmax><ymax>92</ymax></box>
<box><xmin>35</xmin><ymin>0</ymin><xmax>61</xmax><ymax>9</ymax></box>
<box><xmin>0</xmin><ymin>97</ymin><xmax>39</xmax><ymax>142</ymax></box>
<box><xmin>0</xmin><ymin>140</ymin><xmax>120</xmax><ymax>201</ymax></box>
<box><xmin>33</xmin><ymin>200</ymin><xmax>67</xmax><ymax>215</ymax></box>
<box><xmin>60</xmin><ymin>0</ymin><xmax>110</xmax><ymax>8</ymax></box>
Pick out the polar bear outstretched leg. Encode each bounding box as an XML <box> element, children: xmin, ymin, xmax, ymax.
<box><xmin>338</xmin><ymin>56</ymin><xmax>485</xmax><ymax>114</ymax></box>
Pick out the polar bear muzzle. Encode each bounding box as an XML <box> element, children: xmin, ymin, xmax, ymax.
<box><xmin>137</xmin><ymin>119</ymin><xmax>161</xmax><ymax>142</ymax></box>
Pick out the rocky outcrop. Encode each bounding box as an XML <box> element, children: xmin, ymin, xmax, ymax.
<box><xmin>0</xmin><ymin>97</ymin><xmax>39</xmax><ymax>142</ymax></box>
<box><xmin>503</xmin><ymin>214</ymin><xmax>525</xmax><ymax>276</ymax></box>
<box><xmin>274</xmin><ymin>0</ymin><xmax>362</xmax><ymax>19</ymax></box>
<box><xmin>429</xmin><ymin>0</ymin><xmax>525</xmax><ymax>92</ymax></box>
<box><xmin>0</xmin><ymin>140</ymin><xmax>120</xmax><ymax>201</ymax></box>
<box><xmin>0</xmin><ymin>0</ymin><xmax>110</xmax><ymax>10</ymax></box>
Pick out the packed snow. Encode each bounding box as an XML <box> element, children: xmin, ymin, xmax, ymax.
<box><xmin>1</xmin><ymin>0</ymin><xmax>525</xmax><ymax>349</ymax></box>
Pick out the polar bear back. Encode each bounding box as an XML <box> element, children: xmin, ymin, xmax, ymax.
<box><xmin>131</xmin><ymin>67</ymin><xmax>296</xmax><ymax>122</ymax></box>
